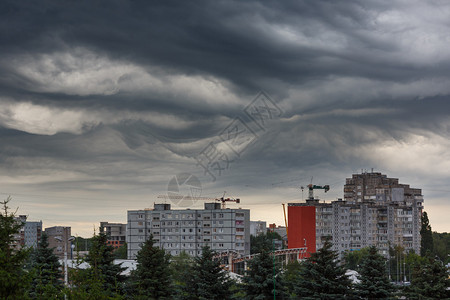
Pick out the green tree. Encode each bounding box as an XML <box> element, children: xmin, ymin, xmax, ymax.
<box><xmin>404</xmin><ymin>254</ymin><xmax>450</xmax><ymax>299</ymax></box>
<box><xmin>0</xmin><ymin>196</ymin><xmax>31</xmax><ymax>299</ymax></box>
<box><xmin>114</xmin><ymin>242</ymin><xmax>127</xmax><ymax>260</ymax></box>
<box><xmin>28</xmin><ymin>233</ymin><xmax>64</xmax><ymax>299</ymax></box>
<box><xmin>294</xmin><ymin>239</ymin><xmax>352</xmax><ymax>299</ymax></box>
<box><xmin>432</xmin><ymin>231</ymin><xmax>450</xmax><ymax>264</ymax></box>
<box><xmin>344</xmin><ymin>247</ymin><xmax>370</xmax><ymax>271</ymax></box>
<box><xmin>130</xmin><ymin>235</ymin><xmax>172</xmax><ymax>299</ymax></box>
<box><xmin>242</xmin><ymin>250</ymin><xmax>286</xmax><ymax>300</ymax></box>
<box><xmin>86</xmin><ymin>232</ymin><xmax>126</xmax><ymax>295</ymax></box>
<box><xmin>354</xmin><ymin>246</ymin><xmax>394</xmax><ymax>300</ymax></box>
<box><xmin>69</xmin><ymin>231</ymin><xmax>126</xmax><ymax>298</ymax></box>
<box><xmin>420</xmin><ymin>212</ymin><xmax>433</xmax><ymax>256</ymax></box>
<box><xmin>250</xmin><ymin>231</ymin><xmax>284</xmax><ymax>254</ymax></box>
<box><xmin>283</xmin><ymin>260</ymin><xmax>302</xmax><ymax>297</ymax></box>
<box><xmin>185</xmin><ymin>246</ymin><xmax>233</xmax><ymax>300</ymax></box>
<box><xmin>170</xmin><ymin>251</ymin><xmax>194</xmax><ymax>299</ymax></box>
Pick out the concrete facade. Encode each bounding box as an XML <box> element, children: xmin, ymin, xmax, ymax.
<box><xmin>100</xmin><ymin>222</ymin><xmax>126</xmax><ymax>249</ymax></box>
<box><xmin>45</xmin><ymin>226</ymin><xmax>72</xmax><ymax>259</ymax></box>
<box><xmin>250</xmin><ymin>221</ymin><xmax>267</xmax><ymax>236</ymax></box>
<box><xmin>288</xmin><ymin>172</ymin><xmax>423</xmax><ymax>257</ymax></box>
<box><xmin>127</xmin><ymin>203</ymin><xmax>250</xmax><ymax>259</ymax></box>
<box><xmin>24</xmin><ymin>221</ymin><xmax>42</xmax><ymax>248</ymax></box>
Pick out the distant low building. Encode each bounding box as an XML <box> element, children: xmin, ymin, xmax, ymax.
<box><xmin>100</xmin><ymin>222</ymin><xmax>126</xmax><ymax>250</ymax></box>
<box><xmin>250</xmin><ymin>221</ymin><xmax>266</xmax><ymax>236</ymax></box>
<box><xmin>45</xmin><ymin>226</ymin><xmax>72</xmax><ymax>259</ymax></box>
<box><xmin>269</xmin><ymin>223</ymin><xmax>288</xmax><ymax>248</ymax></box>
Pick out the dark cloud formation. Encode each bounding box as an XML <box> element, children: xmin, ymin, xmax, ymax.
<box><xmin>1</xmin><ymin>0</ymin><xmax>450</xmax><ymax>234</ymax></box>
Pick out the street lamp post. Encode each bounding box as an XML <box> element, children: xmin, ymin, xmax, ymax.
<box><xmin>55</xmin><ymin>236</ymin><xmax>75</xmax><ymax>286</ymax></box>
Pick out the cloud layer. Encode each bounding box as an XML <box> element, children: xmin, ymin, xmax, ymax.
<box><xmin>1</xmin><ymin>0</ymin><xmax>450</xmax><ymax>235</ymax></box>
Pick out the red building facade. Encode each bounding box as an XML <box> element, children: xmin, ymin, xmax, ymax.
<box><xmin>287</xmin><ymin>205</ymin><xmax>316</xmax><ymax>257</ymax></box>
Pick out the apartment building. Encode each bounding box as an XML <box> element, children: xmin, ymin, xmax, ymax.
<box><xmin>288</xmin><ymin>171</ymin><xmax>423</xmax><ymax>257</ymax></box>
<box><xmin>45</xmin><ymin>226</ymin><xmax>72</xmax><ymax>259</ymax></box>
<box><xmin>127</xmin><ymin>203</ymin><xmax>250</xmax><ymax>259</ymax></box>
<box><xmin>24</xmin><ymin>221</ymin><xmax>42</xmax><ymax>248</ymax></box>
<box><xmin>100</xmin><ymin>222</ymin><xmax>126</xmax><ymax>249</ymax></box>
<box><xmin>250</xmin><ymin>221</ymin><xmax>267</xmax><ymax>236</ymax></box>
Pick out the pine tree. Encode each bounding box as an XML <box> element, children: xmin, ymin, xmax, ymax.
<box><xmin>294</xmin><ymin>239</ymin><xmax>352</xmax><ymax>299</ymax></box>
<box><xmin>420</xmin><ymin>212</ymin><xmax>434</xmax><ymax>256</ymax></box>
<box><xmin>130</xmin><ymin>235</ymin><xmax>172</xmax><ymax>299</ymax></box>
<box><xmin>242</xmin><ymin>250</ymin><xmax>286</xmax><ymax>300</ymax></box>
<box><xmin>250</xmin><ymin>231</ymin><xmax>284</xmax><ymax>254</ymax></box>
<box><xmin>84</xmin><ymin>231</ymin><xmax>126</xmax><ymax>296</ymax></box>
<box><xmin>28</xmin><ymin>232</ymin><xmax>64</xmax><ymax>299</ymax></box>
<box><xmin>0</xmin><ymin>196</ymin><xmax>31</xmax><ymax>298</ymax></box>
<box><xmin>404</xmin><ymin>254</ymin><xmax>450</xmax><ymax>300</ymax></box>
<box><xmin>283</xmin><ymin>260</ymin><xmax>302</xmax><ymax>298</ymax></box>
<box><xmin>354</xmin><ymin>245</ymin><xmax>394</xmax><ymax>300</ymax></box>
<box><xmin>170</xmin><ymin>251</ymin><xmax>194</xmax><ymax>299</ymax></box>
<box><xmin>185</xmin><ymin>246</ymin><xmax>233</xmax><ymax>300</ymax></box>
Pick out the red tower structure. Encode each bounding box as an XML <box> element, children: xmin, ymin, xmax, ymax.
<box><xmin>287</xmin><ymin>205</ymin><xmax>316</xmax><ymax>257</ymax></box>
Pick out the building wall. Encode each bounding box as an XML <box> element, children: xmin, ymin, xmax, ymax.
<box><xmin>289</xmin><ymin>172</ymin><xmax>423</xmax><ymax>257</ymax></box>
<box><xmin>127</xmin><ymin>203</ymin><xmax>250</xmax><ymax>259</ymax></box>
<box><xmin>287</xmin><ymin>205</ymin><xmax>316</xmax><ymax>257</ymax></box>
<box><xmin>250</xmin><ymin>221</ymin><xmax>267</xmax><ymax>236</ymax></box>
<box><xmin>45</xmin><ymin>226</ymin><xmax>72</xmax><ymax>259</ymax></box>
<box><xmin>24</xmin><ymin>221</ymin><xmax>42</xmax><ymax>248</ymax></box>
<box><xmin>100</xmin><ymin>222</ymin><xmax>126</xmax><ymax>249</ymax></box>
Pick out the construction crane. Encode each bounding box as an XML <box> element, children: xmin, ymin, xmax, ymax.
<box><xmin>157</xmin><ymin>192</ymin><xmax>240</xmax><ymax>209</ymax></box>
<box><xmin>282</xmin><ymin>203</ymin><xmax>288</xmax><ymax>236</ymax></box>
<box><xmin>305</xmin><ymin>184</ymin><xmax>330</xmax><ymax>200</ymax></box>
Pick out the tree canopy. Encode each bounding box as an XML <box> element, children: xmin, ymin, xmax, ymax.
<box><xmin>0</xmin><ymin>197</ymin><xmax>31</xmax><ymax>299</ymax></box>
<box><xmin>294</xmin><ymin>239</ymin><xmax>352</xmax><ymax>299</ymax></box>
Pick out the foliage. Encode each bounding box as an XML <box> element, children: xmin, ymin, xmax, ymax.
<box><xmin>294</xmin><ymin>239</ymin><xmax>352</xmax><ymax>299</ymax></box>
<box><xmin>432</xmin><ymin>231</ymin><xmax>450</xmax><ymax>264</ymax></box>
<box><xmin>0</xmin><ymin>196</ymin><xmax>31</xmax><ymax>299</ymax></box>
<box><xmin>130</xmin><ymin>235</ymin><xmax>172</xmax><ymax>299</ymax></box>
<box><xmin>70</xmin><ymin>231</ymin><xmax>126</xmax><ymax>298</ymax></box>
<box><xmin>354</xmin><ymin>246</ymin><xmax>395</xmax><ymax>300</ymax></box>
<box><xmin>184</xmin><ymin>246</ymin><xmax>233</xmax><ymax>300</ymax></box>
<box><xmin>420</xmin><ymin>212</ymin><xmax>434</xmax><ymax>256</ymax></box>
<box><xmin>242</xmin><ymin>250</ymin><xmax>286</xmax><ymax>300</ymax></box>
<box><xmin>403</xmin><ymin>254</ymin><xmax>450</xmax><ymax>300</ymax></box>
<box><xmin>343</xmin><ymin>247</ymin><xmax>370</xmax><ymax>271</ymax></box>
<box><xmin>250</xmin><ymin>231</ymin><xmax>284</xmax><ymax>254</ymax></box>
<box><xmin>28</xmin><ymin>233</ymin><xmax>64</xmax><ymax>299</ymax></box>
<box><xmin>114</xmin><ymin>242</ymin><xmax>127</xmax><ymax>259</ymax></box>
<box><xmin>169</xmin><ymin>251</ymin><xmax>194</xmax><ymax>299</ymax></box>
<box><xmin>283</xmin><ymin>260</ymin><xmax>302</xmax><ymax>297</ymax></box>
<box><xmin>73</xmin><ymin>236</ymin><xmax>92</xmax><ymax>252</ymax></box>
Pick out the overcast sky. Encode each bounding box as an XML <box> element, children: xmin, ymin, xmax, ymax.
<box><xmin>1</xmin><ymin>0</ymin><xmax>450</xmax><ymax>236</ymax></box>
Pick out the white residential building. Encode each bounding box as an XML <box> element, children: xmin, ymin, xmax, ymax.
<box><xmin>127</xmin><ymin>203</ymin><xmax>250</xmax><ymax>259</ymax></box>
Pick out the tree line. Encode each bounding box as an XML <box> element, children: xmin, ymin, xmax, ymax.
<box><xmin>1</xmin><ymin>197</ymin><xmax>449</xmax><ymax>299</ymax></box>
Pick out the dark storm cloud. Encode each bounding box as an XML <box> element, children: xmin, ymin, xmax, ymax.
<box><xmin>2</xmin><ymin>0</ymin><xmax>449</xmax><ymax>103</ymax></box>
<box><xmin>1</xmin><ymin>0</ymin><xmax>450</xmax><ymax>233</ymax></box>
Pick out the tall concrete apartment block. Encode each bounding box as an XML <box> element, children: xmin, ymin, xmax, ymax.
<box><xmin>127</xmin><ymin>203</ymin><xmax>250</xmax><ymax>259</ymax></box>
<box><xmin>289</xmin><ymin>172</ymin><xmax>423</xmax><ymax>257</ymax></box>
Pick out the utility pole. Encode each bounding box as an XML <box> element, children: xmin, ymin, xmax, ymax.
<box><xmin>273</xmin><ymin>239</ymin><xmax>276</xmax><ymax>300</ymax></box>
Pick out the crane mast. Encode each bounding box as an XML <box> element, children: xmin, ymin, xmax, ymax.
<box><xmin>307</xmin><ymin>184</ymin><xmax>330</xmax><ymax>200</ymax></box>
